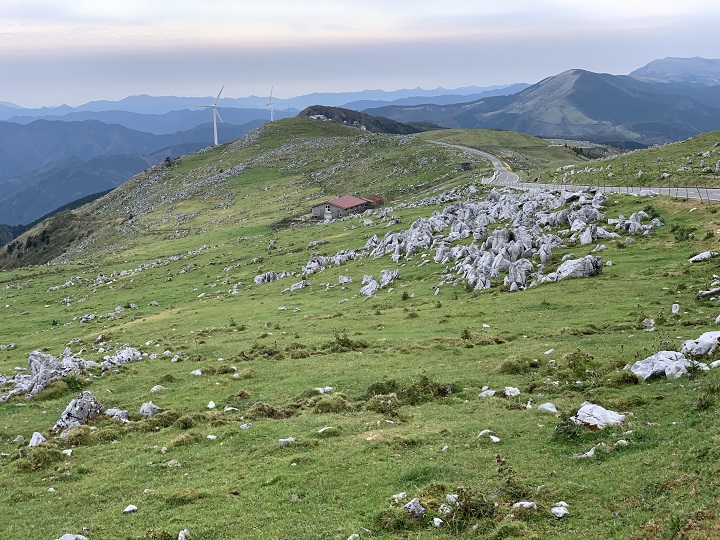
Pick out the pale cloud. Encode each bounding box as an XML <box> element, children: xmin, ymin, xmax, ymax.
<box><xmin>1</xmin><ymin>0</ymin><xmax>718</xmax><ymax>106</ymax></box>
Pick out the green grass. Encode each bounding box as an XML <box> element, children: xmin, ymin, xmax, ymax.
<box><xmin>2</xmin><ymin>120</ymin><xmax>720</xmax><ymax>539</ymax></box>
<box><xmin>530</xmin><ymin>130</ymin><xmax>720</xmax><ymax>188</ymax></box>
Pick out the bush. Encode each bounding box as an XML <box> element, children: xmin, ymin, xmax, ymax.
<box><xmin>248</xmin><ymin>401</ymin><xmax>294</xmax><ymax>419</ymax></box>
<box><xmin>497</xmin><ymin>356</ymin><xmax>530</xmax><ymax>375</ymax></box>
<box><xmin>64</xmin><ymin>425</ymin><xmax>92</xmax><ymax>446</ymax></box>
<box><xmin>365</xmin><ymin>393</ymin><xmax>401</xmax><ymax>416</ymax></box>
<box><xmin>175</xmin><ymin>415</ymin><xmax>196</xmax><ymax>430</ymax></box>
<box><xmin>402</xmin><ymin>376</ymin><xmax>452</xmax><ymax>405</ymax></box>
<box><xmin>313</xmin><ymin>394</ymin><xmax>354</xmax><ymax>414</ymax></box>
<box><xmin>171</xmin><ymin>432</ymin><xmax>202</xmax><ymax>447</ymax></box>
<box><xmin>16</xmin><ymin>447</ymin><xmax>64</xmax><ymax>471</ymax></box>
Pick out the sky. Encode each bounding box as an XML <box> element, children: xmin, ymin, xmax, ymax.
<box><xmin>2</xmin><ymin>0</ymin><xmax>719</xmax><ymax>108</ymax></box>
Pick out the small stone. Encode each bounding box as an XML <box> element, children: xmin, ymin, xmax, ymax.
<box><xmin>178</xmin><ymin>529</ymin><xmax>191</xmax><ymax>540</ymax></box>
<box><xmin>62</xmin><ymin>449</ymin><xmax>73</xmax><ymax>456</ymax></box>
<box><xmin>392</xmin><ymin>492</ymin><xmax>407</xmax><ymax>500</ymax></box>
<box><xmin>207</xmin><ymin>435</ymin><xmax>217</xmax><ymax>440</ymax></box>
<box><xmin>433</xmin><ymin>517</ymin><xmax>444</xmax><ymax>527</ymax></box>
<box><xmin>240</xmin><ymin>423</ymin><xmax>252</xmax><ymax>430</ymax></box>
<box><xmin>190</xmin><ymin>369</ymin><xmax>203</xmax><ymax>376</ymax></box>
<box><xmin>538</xmin><ymin>402</ymin><xmax>558</xmax><ymax>413</ymax></box>
<box><xmin>551</xmin><ymin>506</ymin><xmax>569</xmax><ymax>518</ymax></box>
<box><xmin>123</xmin><ymin>504</ymin><xmax>138</xmax><ymax>514</ymax></box>
<box><xmin>544</xmin><ymin>349</ymin><xmax>554</xmax><ymax>355</ymax></box>
<box><xmin>512</xmin><ymin>501</ymin><xmax>537</xmax><ymax>510</ymax></box>
<box><xmin>139</xmin><ymin>401</ymin><xmax>162</xmax><ymax>418</ymax></box>
<box><xmin>504</xmin><ymin>386</ymin><xmax>520</xmax><ymax>397</ymax></box>
<box><xmin>279</xmin><ymin>437</ymin><xmax>296</xmax><ymax>447</ymax></box>
<box><xmin>207</xmin><ymin>401</ymin><xmax>216</xmax><ymax>409</ymax></box>
<box><xmin>150</xmin><ymin>385</ymin><xmax>166</xmax><ymax>393</ymax></box>
<box><xmin>28</xmin><ymin>432</ymin><xmax>46</xmax><ymax>447</ymax></box>
<box><xmin>404</xmin><ymin>497</ymin><xmax>426</xmax><ymax>518</ymax></box>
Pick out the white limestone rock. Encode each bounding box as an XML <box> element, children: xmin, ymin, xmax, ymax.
<box><xmin>404</xmin><ymin>497</ymin><xmax>426</xmax><ymax>518</ymax></box>
<box><xmin>28</xmin><ymin>431</ymin><xmax>46</xmax><ymax>447</ymax></box>
<box><xmin>551</xmin><ymin>506</ymin><xmax>570</xmax><ymax>518</ymax></box>
<box><xmin>105</xmin><ymin>408</ymin><xmax>130</xmax><ymax>423</ymax></box>
<box><xmin>537</xmin><ymin>402</ymin><xmax>558</xmax><ymax>413</ymax></box>
<box><xmin>53</xmin><ymin>391</ymin><xmax>104</xmax><ymax>433</ymax></box>
<box><xmin>571</xmin><ymin>402</ymin><xmax>625</xmax><ymax>430</ymax></box>
<box><xmin>688</xmin><ymin>251</ymin><xmax>716</xmax><ymax>263</ymax></box>
<box><xmin>123</xmin><ymin>504</ymin><xmax>138</xmax><ymax>514</ymax></box>
<box><xmin>681</xmin><ymin>331</ymin><xmax>720</xmax><ymax>356</ymax></box>
<box><xmin>629</xmin><ymin>351</ymin><xmax>707</xmax><ymax>380</ymax></box>
<box><xmin>139</xmin><ymin>401</ymin><xmax>162</xmax><ymax>418</ymax></box>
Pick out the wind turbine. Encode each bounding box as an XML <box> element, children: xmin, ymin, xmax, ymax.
<box><xmin>266</xmin><ymin>86</ymin><xmax>275</xmax><ymax>122</ymax></box>
<box><xmin>197</xmin><ymin>85</ymin><xmax>224</xmax><ymax>146</ymax></box>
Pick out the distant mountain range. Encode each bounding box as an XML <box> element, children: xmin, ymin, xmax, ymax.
<box><xmin>366</xmin><ymin>61</ymin><xmax>720</xmax><ymax>147</ymax></box>
<box><xmin>0</xmin><ymin>119</ymin><xmax>262</xmax><ymax>225</ymax></box>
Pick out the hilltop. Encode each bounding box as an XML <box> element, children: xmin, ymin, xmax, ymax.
<box><xmin>2</xmin><ymin>119</ymin><xmax>720</xmax><ymax>539</ymax></box>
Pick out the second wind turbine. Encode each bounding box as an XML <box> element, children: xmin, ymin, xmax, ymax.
<box><xmin>197</xmin><ymin>86</ymin><xmax>224</xmax><ymax>146</ymax></box>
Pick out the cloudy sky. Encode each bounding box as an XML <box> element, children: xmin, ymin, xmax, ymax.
<box><xmin>2</xmin><ymin>0</ymin><xmax>719</xmax><ymax>107</ymax></box>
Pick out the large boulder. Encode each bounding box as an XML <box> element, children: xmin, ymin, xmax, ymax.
<box><xmin>629</xmin><ymin>351</ymin><xmax>707</xmax><ymax>380</ymax></box>
<box><xmin>1</xmin><ymin>350</ymin><xmax>98</xmax><ymax>403</ymax></box>
<box><xmin>681</xmin><ymin>331</ymin><xmax>720</xmax><ymax>356</ymax></box>
<box><xmin>546</xmin><ymin>255</ymin><xmax>603</xmax><ymax>282</ymax></box>
<box><xmin>571</xmin><ymin>402</ymin><xmax>625</xmax><ymax>430</ymax></box>
<box><xmin>53</xmin><ymin>391</ymin><xmax>104</xmax><ymax>433</ymax></box>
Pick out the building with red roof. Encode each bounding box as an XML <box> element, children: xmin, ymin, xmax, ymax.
<box><xmin>311</xmin><ymin>194</ymin><xmax>383</xmax><ymax>220</ymax></box>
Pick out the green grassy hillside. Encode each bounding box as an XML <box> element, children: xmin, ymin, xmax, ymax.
<box><xmin>2</xmin><ymin>119</ymin><xmax>720</xmax><ymax>539</ymax></box>
<box><xmin>532</xmin><ymin>130</ymin><xmax>720</xmax><ymax>188</ymax></box>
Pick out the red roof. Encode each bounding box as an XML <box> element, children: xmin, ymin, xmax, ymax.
<box><xmin>327</xmin><ymin>195</ymin><xmax>370</xmax><ymax>209</ymax></box>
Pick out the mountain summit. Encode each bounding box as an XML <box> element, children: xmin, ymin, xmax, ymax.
<box><xmin>629</xmin><ymin>57</ymin><xmax>720</xmax><ymax>85</ymax></box>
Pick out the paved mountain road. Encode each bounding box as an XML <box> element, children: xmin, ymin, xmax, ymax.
<box><xmin>432</xmin><ymin>141</ymin><xmax>720</xmax><ymax>202</ymax></box>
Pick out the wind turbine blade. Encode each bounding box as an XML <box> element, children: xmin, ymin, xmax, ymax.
<box><xmin>214</xmin><ymin>85</ymin><xmax>224</xmax><ymax>105</ymax></box>
<box><xmin>196</xmin><ymin>105</ymin><xmax>213</xmax><ymax>108</ymax></box>
<box><xmin>215</xmin><ymin>108</ymin><xmax>224</xmax><ymax>123</ymax></box>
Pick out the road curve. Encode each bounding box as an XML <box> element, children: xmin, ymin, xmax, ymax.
<box><xmin>432</xmin><ymin>141</ymin><xmax>720</xmax><ymax>202</ymax></box>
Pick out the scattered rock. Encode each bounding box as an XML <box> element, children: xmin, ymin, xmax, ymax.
<box><xmin>404</xmin><ymin>497</ymin><xmax>426</xmax><ymax>518</ymax></box>
<box><xmin>571</xmin><ymin>402</ymin><xmax>625</xmax><ymax>430</ymax></box>
<box><xmin>150</xmin><ymin>385</ymin><xmax>166</xmax><ymax>393</ymax></box>
<box><xmin>123</xmin><ymin>504</ymin><xmax>138</xmax><ymax>514</ymax></box>
<box><xmin>629</xmin><ymin>351</ymin><xmax>707</xmax><ymax>380</ymax></box>
<box><xmin>139</xmin><ymin>401</ymin><xmax>162</xmax><ymax>418</ymax></box>
<box><xmin>56</xmin><ymin>535</ymin><xmax>89</xmax><ymax>540</ymax></box>
<box><xmin>681</xmin><ymin>331</ymin><xmax>720</xmax><ymax>356</ymax></box>
<box><xmin>538</xmin><ymin>402</ymin><xmax>557</xmax><ymax>413</ymax></box>
<box><xmin>105</xmin><ymin>408</ymin><xmax>130</xmax><ymax>423</ymax></box>
<box><xmin>28</xmin><ymin>431</ymin><xmax>46</xmax><ymax>447</ymax></box>
<box><xmin>53</xmin><ymin>391</ymin><xmax>104</xmax><ymax>433</ymax></box>
<box><xmin>688</xmin><ymin>251</ymin><xmax>716</xmax><ymax>263</ymax></box>
<box><xmin>512</xmin><ymin>501</ymin><xmax>537</xmax><ymax>510</ymax></box>
<box><xmin>279</xmin><ymin>437</ymin><xmax>296</xmax><ymax>447</ymax></box>
<box><xmin>551</xmin><ymin>506</ymin><xmax>570</xmax><ymax>518</ymax></box>
<box><xmin>504</xmin><ymin>387</ymin><xmax>520</xmax><ymax>397</ymax></box>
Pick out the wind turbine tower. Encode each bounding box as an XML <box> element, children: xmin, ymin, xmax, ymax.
<box><xmin>197</xmin><ymin>86</ymin><xmax>224</xmax><ymax>146</ymax></box>
<box><xmin>266</xmin><ymin>86</ymin><xmax>275</xmax><ymax>122</ymax></box>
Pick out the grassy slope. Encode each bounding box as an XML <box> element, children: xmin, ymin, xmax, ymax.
<box><xmin>418</xmin><ymin>128</ymin><xmax>592</xmax><ymax>174</ymax></box>
<box><xmin>530</xmin><ymin>130</ymin><xmax>720</xmax><ymax>188</ymax></box>
<box><xmin>1</xmin><ymin>120</ymin><xmax>720</xmax><ymax>539</ymax></box>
